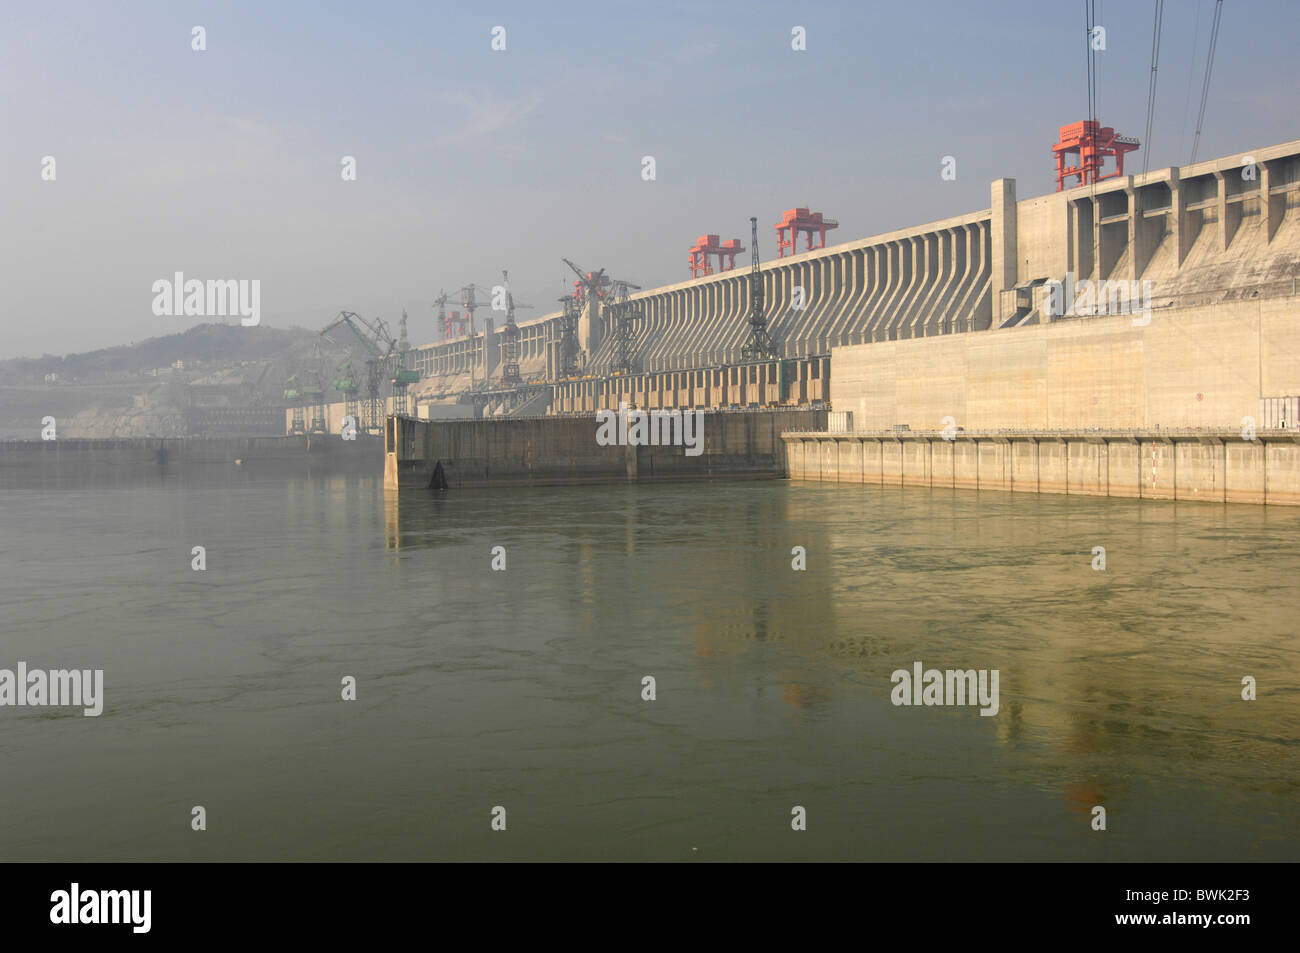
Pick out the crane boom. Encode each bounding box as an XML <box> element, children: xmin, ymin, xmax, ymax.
<box><xmin>562</xmin><ymin>258</ymin><xmax>587</xmax><ymax>283</ymax></box>
<box><xmin>319</xmin><ymin>311</ymin><xmax>396</xmax><ymax>358</ymax></box>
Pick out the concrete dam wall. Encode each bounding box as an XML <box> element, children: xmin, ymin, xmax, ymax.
<box><xmin>384</xmin><ymin>409</ymin><xmax>826</xmax><ymax>489</ymax></box>
<box><xmin>830</xmin><ymin>295</ymin><xmax>1300</xmax><ymax>432</ymax></box>
<box><xmin>784</xmin><ymin>430</ymin><xmax>1300</xmax><ymax>506</ymax></box>
<box><xmin>408</xmin><ymin>137</ymin><xmax>1300</xmax><ymax>403</ymax></box>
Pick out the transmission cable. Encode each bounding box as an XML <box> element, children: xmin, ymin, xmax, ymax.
<box><xmin>1190</xmin><ymin>0</ymin><xmax>1224</xmax><ymax>163</ymax></box>
<box><xmin>1142</xmin><ymin>0</ymin><xmax>1165</xmax><ymax>174</ymax></box>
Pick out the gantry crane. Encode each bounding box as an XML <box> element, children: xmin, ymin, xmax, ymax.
<box><xmin>774</xmin><ymin>208</ymin><xmax>838</xmax><ymax>258</ymax></box>
<box><xmin>688</xmin><ymin>234</ymin><xmax>746</xmax><ymax>277</ymax></box>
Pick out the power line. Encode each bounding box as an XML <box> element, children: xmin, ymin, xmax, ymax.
<box><xmin>1142</xmin><ymin>0</ymin><xmax>1165</xmax><ymax>174</ymax></box>
<box><xmin>1084</xmin><ymin>0</ymin><xmax>1100</xmax><ymax>286</ymax></box>
<box><xmin>1177</xmin><ymin>0</ymin><xmax>1205</xmax><ymax>162</ymax></box>
<box><xmin>1084</xmin><ymin>0</ymin><xmax>1099</xmax><ymax>127</ymax></box>
<box><xmin>1190</xmin><ymin>0</ymin><xmax>1225</xmax><ymax>163</ymax></box>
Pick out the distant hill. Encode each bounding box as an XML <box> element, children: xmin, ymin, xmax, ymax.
<box><xmin>0</xmin><ymin>323</ymin><xmax>320</xmax><ymax>385</ymax></box>
<box><xmin>0</xmin><ymin>323</ymin><xmax>360</xmax><ymax>439</ymax></box>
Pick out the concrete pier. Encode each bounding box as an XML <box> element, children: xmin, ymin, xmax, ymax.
<box><xmin>385</xmin><ymin>409</ymin><xmax>825</xmax><ymax>489</ymax></box>
<box><xmin>783</xmin><ymin>430</ymin><xmax>1300</xmax><ymax>506</ymax></box>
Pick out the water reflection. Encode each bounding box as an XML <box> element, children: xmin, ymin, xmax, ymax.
<box><xmin>17</xmin><ymin>474</ymin><xmax>1275</xmax><ymax>860</ymax></box>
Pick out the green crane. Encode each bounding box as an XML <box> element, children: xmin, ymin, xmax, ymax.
<box><xmin>283</xmin><ymin>374</ymin><xmax>305</xmax><ymax>435</ymax></box>
<box><xmin>319</xmin><ymin>310</ymin><xmax>417</xmax><ymax>431</ymax></box>
<box><xmin>333</xmin><ymin>359</ymin><xmax>360</xmax><ymax>428</ymax></box>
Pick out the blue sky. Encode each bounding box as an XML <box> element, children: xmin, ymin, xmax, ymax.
<box><xmin>3</xmin><ymin>0</ymin><xmax>1297</xmax><ymax>358</ymax></box>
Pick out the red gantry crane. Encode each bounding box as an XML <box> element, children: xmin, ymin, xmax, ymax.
<box><xmin>687</xmin><ymin>234</ymin><xmax>746</xmax><ymax>278</ymax></box>
<box><xmin>774</xmin><ymin>208</ymin><xmax>838</xmax><ymax>258</ymax></box>
<box><xmin>1052</xmin><ymin>120</ymin><xmax>1140</xmax><ymax>191</ymax></box>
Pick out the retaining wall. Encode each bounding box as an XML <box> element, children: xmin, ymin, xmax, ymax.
<box><xmin>385</xmin><ymin>409</ymin><xmax>826</xmax><ymax>488</ymax></box>
<box><xmin>783</xmin><ymin>430</ymin><xmax>1300</xmax><ymax>505</ymax></box>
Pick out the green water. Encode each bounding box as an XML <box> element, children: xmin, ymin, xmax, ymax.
<box><xmin>1</xmin><ymin>475</ymin><xmax>1296</xmax><ymax>861</ymax></box>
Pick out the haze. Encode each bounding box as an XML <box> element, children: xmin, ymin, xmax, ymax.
<box><xmin>2</xmin><ymin>0</ymin><xmax>1296</xmax><ymax>358</ymax></box>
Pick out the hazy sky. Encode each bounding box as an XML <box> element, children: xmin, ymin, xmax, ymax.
<box><xmin>3</xmin><ymin>0</ymin><xmax>1297</xmax><ymax>359</ymax></box>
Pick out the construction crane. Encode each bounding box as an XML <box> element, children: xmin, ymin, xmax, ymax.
<box><xmin>295</xmin><ymin>339</ymin><xmax>328</xmax><ymax>435</ymax></box>
<box><xmin>457</xmin><ymin>283</ymin><xmax>502</xmax><ymax>390</ymax></box>
<box><xmin>283</xmin><ymin>374</ymin><xmax>305</xmax><ymax>435</ymax></box>
<box><xmin>434</xmin><ymin>289</ymin><xmax>470</xmax><ymax>340</ymax></box>
<box><xmin>741</xmin><ymin>216</ymin><xmax>778</xmax><ymax>362</ymax></box>
<box><xmin>604</xmin><ymin>278</ymin><xmax>643</xmax><ymax>376</ymax></box>
<box><xmin>563</xmin><ymin>258</ymin><xmax>610</xmax><ymax>310</ymax></box>
<box><xmin>499</xmin><ymin>270</ymin><xmax>524</xmax><ymax>385</ymax></box>
<box><xmin>332</xmin><ymin>360</ymin><xmax>360</xmax><ymax>427</ymax></box>
<box><xmin>463</xmin><ymin>284</ymin><xmax>481</xmax><ymax>391</ymax></box>
<box><xmin>391</xmin><ymin>309</ymin><xmax>419</xmax><ymax>415</ymax></box>
<box><xmin>319</xmin><ymin>310</ymin><xmax>400</xmax><ymax>434</ymax></box>
<box><xmin>562</xmin><ymin>258</ymin><xmax>640</xmax><ymax>376</ymax></box>
<box><xmin>558</xmin><ymin>295</ymin><xmax>583</xmax><ymax>378</ymax></box>
<box><xmin>304</xmin><ymin>377</ymin><xmax>327</xmax><ymax>433</ymax></box>
<box><xmin>459</xmin><ymin>285</ymin><xmax>483</xmax><ymax>337</ymax></box>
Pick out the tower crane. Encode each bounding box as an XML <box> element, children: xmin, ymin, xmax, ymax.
<box><xmin>459</xmin><ymin>284</ymin><xmax>485</xmax><ymax>337</ymax></box>
<box><xmin>392</xmin><ymin>309</ymin><xmax>419</xmax><ymax>415</ymax></box>
<box><xmin>456</xmin><ymin>283</ymin><xmax>500</xmax><ymax>390</ymax></box>
<box><xmin>434</xmin><ymin>289</ymin><xmax>470</xmax><ymax>340</ymax></box>
<box><xmin>605</xmin><ymin>278</ymin><xmax>643</xmax><ymax>376</ymax></box>
<box><xmin>558</xmin><ymin>295</ymin><xmax>583</xmax><ymax>378</ymax></box>
<box><xmin>499</xmin><ymin>270</ymin><xmax>525</xmax><ymax>385</ymax></box>
<box><xmin>741</xmin><ymin>216</ymin><xmax>777</xmax><ymax>362</ymax></box>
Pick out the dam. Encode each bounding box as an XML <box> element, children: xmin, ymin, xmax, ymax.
<box><xmin>390</xmin><ymin>136</ymin><xmax>1300</xmax><ymax>425</ymax></box>
<box><xmin>379</xmin><ymin>136</ymin><xmax>1300</xmax><ymax>503</ymax></box>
